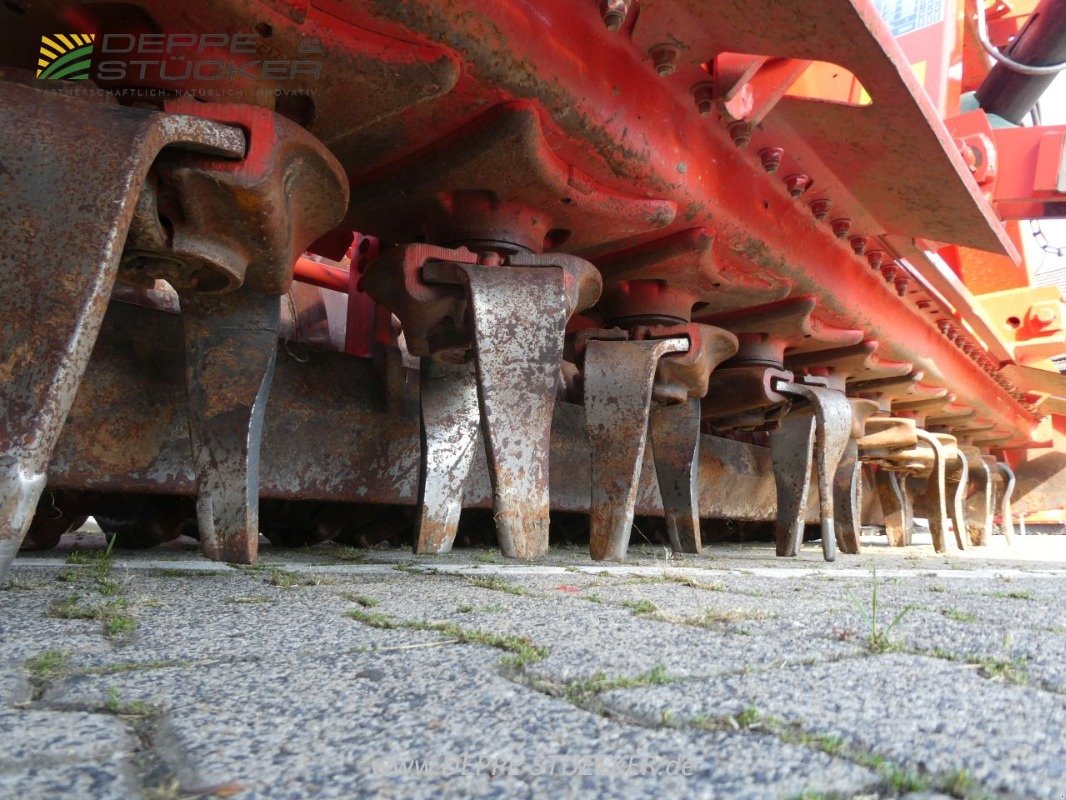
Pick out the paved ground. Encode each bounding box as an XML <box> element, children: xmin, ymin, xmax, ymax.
<box><xmin>2</xmin><ymin>527</ymin><xmax>1065</xmax><ymax>800</ymax></box>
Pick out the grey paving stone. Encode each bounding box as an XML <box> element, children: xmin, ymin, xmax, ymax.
<box><xmin>0</xmin><ymin>709</ymin><xmax>132</xmax><ymax>770</ymax></box>
<box><xmin>0</xmin><ymin>755</ymin><xmax>137</xmax><ymax>800</ymax></box>
<box><xmin>43</xmin><ymin>645</ymin><xmax>879</xmax><ymax>800</ymax></box>
<box><xmin>600</xmin><ymin>652</ymin><xmax>1066</xmax><ymax>799</ymax></box>
<box><xmin>0</xmin><ymin>661</ymin><xmax>30</xmax><ymax>707</ymax></box>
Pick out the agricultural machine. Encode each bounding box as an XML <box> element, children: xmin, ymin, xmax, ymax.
<box><xmin>1</xmin><ymin>0</ymin><xmax>1065</xmax><ymax>578</ymax></box>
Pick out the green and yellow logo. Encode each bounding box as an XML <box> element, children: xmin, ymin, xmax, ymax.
<box><xmin>36</xmin><ymin>34</ymin><xmax>95</xmax><ymax>80</ymax></box>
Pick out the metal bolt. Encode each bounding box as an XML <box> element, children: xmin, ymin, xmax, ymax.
<box><xmin>651</xmin><ymin>45</ymin><xmax>677</xmax><ymax>76</ymax></box>
<box><xmin>849</xmin><ymin>236</ymin><xmax>867</xmax><ymax>255</ymax></box>
<box><xmin>880</xmin><ymin>264</ymin><xmax>897</xmax><ymax>284</ymax></box>
<box><xmin>866</xmin><ymin>249</ymin><xmax>884</xmax><ymax>270</ymax></box>
<box><xmin>830</xmin><ymin>218</ymin><xmax>851</xmax><ymax>238</ymax></box>
<box><xmin>916</xmin><ymin>299</ymin><xmax>931</xmax><ymax>309</ymax></box>
<box><xmin>809</xmin><ymin>198</ymin><xmax>831</xmax><ymax>220</ymax></box>
<box><xmin>784</xmin><ymin>173</ymin><xmax>811</xmax><ymax>198</ymax></box>
<box><xmin>894</xmin><ymin>276</ymin><xmax>908</xmax><ymax>296</ymax></box>
<box><xmin>602</xmin><ymin>0</ymin><xmax>630</xmax><ymax>30</ymax></box>
<box><xmin>691</xmin><ymin>82</ymin><xmax>715</xmax><ymax>116</ymax></box>
<box><xmin>728</xmin><ymin>121</ymin><xmax>751</xmax><ymax>148</ymax></box>
<box><xmin>937</xmin><ymin>319</ymin><xmax>951</xmax><ymax>334</ymax></box>
<box><xmin>758</xmin><ymin>147</ymin><xmax>784</xmax><ymax>173</ymax></box>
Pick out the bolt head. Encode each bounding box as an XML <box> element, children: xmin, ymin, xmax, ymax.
<box><xmin>831</xmin><ymin>218</ymin><xmax>851</xmax><ymax>238</ymax></box>
<box><xmin>651</xmin><ymin>45</ymin><xmax>677</xmax><ymax>76</ymax></box>
<box><xmin>809</xmin><ymin>198</ymin><xmax>831</xmax><ymax>220</ymax></box>
<box><xmin>758</xmin><ymin>147</ymin><xmax>784</xmax><ymax>173</ymax></box>
<box><xmin>784</xmin><ymin>174</ymin><xmax>811</xmax><ymax>198</ymax></box>
<box><xmin>728</xmin><ymin>121</ymin><xmax>751</xmax><ymax>148</ymax></box>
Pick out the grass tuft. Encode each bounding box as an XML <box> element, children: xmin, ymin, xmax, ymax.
<box><xmin>466</xmin><ymin>575</ymin><xmax>527</xmax><ymax>596</ymax></box>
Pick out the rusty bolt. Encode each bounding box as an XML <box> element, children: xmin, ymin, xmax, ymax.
<box><xmin>894</xmin><ymin>276</ymin><xmax>908</xmax><ymax>296</ymax></box>
<box><xmin>866</xmin><ymin>249</ymin><xmax>885</xmax><ymax>270</ymax></box>
<box><xmin>691</xmin><ymin>82</ymin><xmax>715</xmax><ymax>116</ymax></box>
<box><xmin>880</xmin><ymin>264</ymin><xmax>897</xmax><ymax>284</ymax></box>
<box><xmin>758</xmin><ymin>147</ymin><xmax>784</xmax><ymax>173</ymax></box>
<box><xmin>916</xmin><ymin>299</ymin><xmax>931</xmax><ymax>309</ymax></box>
<box><xmin>809</xmin><ymin>198</ymin><xmax>831</xmax><ymax>220</ymax></box>
<box><xmin>602</xmin><ymin>0</ymin><xmax>630</xmax><ymax>30</ymax></box>
<box><xmin>728</xmin><ymin>121</ymin><xmax>751</xmax><ymax>148</ymax></box>
<box><xmin>651</xmin><ymin>45</ymin><xmax>678</xmax><ymax>76</ymax></box>
<box><xmin>830</xmin><ymin>218</ymin><xmax>851</xmax><ymax>238</ymax></box>
<box><xmin>849</xmin><ymin>236</ymin><xmax>867</xmax><ymax>255</ymax></box>
<box><xmin>784</xmin><ymin>173</ymin><xmax>811</xmax><ymax>197</ymax></box>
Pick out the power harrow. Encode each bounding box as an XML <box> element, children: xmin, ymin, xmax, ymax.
<box><xmin>2</xmin><ymin>0</ymin><xmax>1066</xmax><ymax>579</ymax></box>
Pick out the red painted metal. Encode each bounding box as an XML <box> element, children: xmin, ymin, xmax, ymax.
<box><xmin>344</xmin><ymin>233</ymin><xmax>384</xmax><ymax>358</ymax></box>
<box><xmin>293</xmin><ymin>256</ymin><xmax>349</xmax><ymax>294</ymax></box>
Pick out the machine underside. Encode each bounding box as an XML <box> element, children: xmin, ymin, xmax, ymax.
<box><xmin>2</xmin><ymin>0</ymin><xmax>1066</xmax><ymax>575</ymax></box>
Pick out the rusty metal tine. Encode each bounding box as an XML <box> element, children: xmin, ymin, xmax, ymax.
<box><xmin>771</xmin><ymin>412</ymin><xmax>816</xmax><ymax>557</ymax></box>
<box><xmin>914</xmin><ymin>430</ymin><xmax>949</xmax><ymax>553</ymax></box>
<box><xmin>0</xmin><ymin>85</ymin><xmax>245</xmax><ymax>582</ymax></box>
<box><xmin>650</xmin><ymin>398</ymin><xmax>703</xmax><ymax>554</ymax></box>
<box><xmin>777</xmin><ymin>382</ymin><xmax>851</xmax><ymax>560</ymax></box>
<box><xmin>997</xmin><ymin>462</ymin><xmax>1016</xmax><ymax>544</ymax></box>
<box><xmin>966</xmin><ymin>459</ymin><xmax>993</xmax><ymax>546</ymax></box>
<box><xmin>459</xmin><ymin>265</ymin><xmax>570</xmax><ymax>559</ymax></box>
<box><xmin>834</xmin><ymin>439</ymin><xmax>862</xmax><ymax>554</ymax></box>
<box><xmin>947</xmin><ymin>455</ymin><xmax>970</xmax><ymax>551</ymax></box>
<box><xmin>182</xmin><ymin>290</ymin><xmax>280</xmax><ymax>565</ymax></box>
<box><xmin>415</xmin><ymin>359</ymin><xmax>481</xmax><ymax>554</ymax></box>
<box><xmin>875</xmin><ymin>469</ymin><xmax>911</xmax><ymax>546</ymax></box>
<box><xmin>585</xmin><ymin>337</ymin><xmax>688</xmax><ymax>560</ymax></box>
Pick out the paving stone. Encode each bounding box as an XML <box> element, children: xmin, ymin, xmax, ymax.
<box><xmin>4</xmin><ymin>536</ymin><xmax>1066</xmax><ymax>799</ymax></box>
<box><xmin>0</xmin><ymin>710</ymin><xmax>132</xmax><ymax>770</ymax></box>
<box><xmin>41</xmin><ymin>644</ymin><xmax>879</xmax><ymax>800</ymax></box>
<box><xmin>600</xmin><ymin>652</ymin><xmax>1066</xmax><ymax>800</ymax></box>
<box><xmin>0</xmin><ymin>756</ymin><xmax>137</xmax><ymax>800</ymax></box>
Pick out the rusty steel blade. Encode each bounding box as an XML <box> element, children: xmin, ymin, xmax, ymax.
<box><xmin>416</xmin><ymin>359</ymin><xmax>481</xmax><ymax>554</ymax></box>
<box><xmin>183</xmin><ymin>290</ymin><xmax>280</xmax><ymax>565</ymax></box>
<box><xmin>459</xmin><ymin>264</ymin><xmax>570</xmax><ymax>560</ymax></box>
<box><xmin>997</xmin><ymin>462</ymin><xmax>1016</xmax><ymax>544</ymax></box>
<box><xmin>776</xmin><ymin>382</ymin><xmax>852</xmax><ymax>561</ymax></box>
<box><xmin>650</xmin><ymin>398</ymin><xmax>703</xmax><ymax>554</ymax></box>
<box><xmin>914</xmin><ymin>430</ymin><xmax>949</xmax><ymax>554</ymax></box>
<box><xmin>946</xmin><ymin>455</ymin><xmax>970</xmax><ymax>551</ymax></box>
<box><xmin>585</xmin><ymin>337</ymin><xmax>688</xmax><ymax>561</ymax></box>
<box><xmin>834</xmin><ymin>439</ymin><xmax>862</xmax><ymax>555</ymax></box>
<box><xmin>771</xmin><ymin>412</ymin><xmax>817</xmax><ymax>558</ymax></box>
<box><xmin>0</xmin><ymin>84</ymin><xmax>244</xmax><ymax>582</ymax></box>
<box><xmin>966</xmin><ymin>458</ymin><xmax>993</xmax><ymax>546</ymax></box>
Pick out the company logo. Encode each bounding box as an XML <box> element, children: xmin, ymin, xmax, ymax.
<box><xmin>37</xmin><ymin>34</ymin><xmax>96</xmax><ymax>80</ymax></box>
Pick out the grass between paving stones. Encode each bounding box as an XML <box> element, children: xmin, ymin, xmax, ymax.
<box><xmin>687</xmin><ymin>707</ymin><xmax>984</xmax><ymax>799</ymax></box>
<box><xmin>456</xmin><ymin>602</ymin><xmax>503</xmax><ymax>614</ymax></box>
<box><xmin>328</xmin><ymin>545</ymin><xmax>370</xmax><ymax>562</ymax></box>
<box><xmin>48</xmin><ymin>593</ymin><xmax>137</xmax><ymax>636</ymax></box>
<box><xmin>346</xmin><ymin>608</ymin><xmax>548</xmax><ymax>667</ymax></box>
<box><xmin>559</xmin><ymin>665</ymin><xmax>674</xmax><ymax>702</ymax></box>
<box><xmin>24</xmin><ymin>650</ymin><xmax>71</xmax><ymax>688</ymax></box>
<box><xmin>845</xmin><ymin>567</ymin><xmax>913</xmax><ymax>653</ymax></box>
<box><xmin>104</xmin><ymin>687</ymin><xmax>157</xmax><ymax>717</ymax></box>
<box><xmin>466</xmin><ymin>575</ymin><xmax>528</xmax><ymax>595</ymax></box>
<box><xmin>233</xmin><ymin>564</ymin><xmax>329</xmax><ymax>587</ymax></box>
<box><xmin>924</xmin><ymin>640</ymin><xmax>1030</xmax><ymax>686</ymax></box>
<box><xmin>989</xmin><ymin>589</ymin><xmax>1034</xmax><ymax>601</ymax></box>
<box><xmin>622</xmin><ymin>598</ymin><xmax>659</xmax><ymax>615</ymax></box>
<box><xmin>52</xmin><ymin>537</ymin><xmax>138</xmax><ymax>638</ymax></box>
